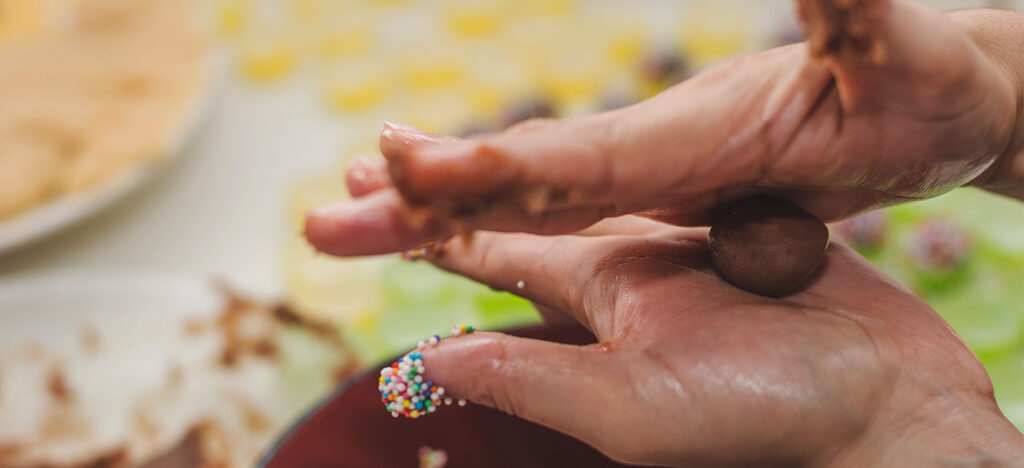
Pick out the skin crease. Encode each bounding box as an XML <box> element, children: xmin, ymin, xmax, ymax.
<box><xmin>303</xmin><ymin>1</ymin><xmax>1024</xmax><ymax>466</ymax></box>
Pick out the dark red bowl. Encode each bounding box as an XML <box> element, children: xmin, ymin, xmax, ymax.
<box><xmin>259</xmin><ymin>324</ymin><xmax>646</xmax><ymax>468</ymax></box>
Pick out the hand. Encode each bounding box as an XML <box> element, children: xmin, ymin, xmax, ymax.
<box><xmin>304</xmin><ymin>0</ymin><xmax>1023</xmax><ymax>257</ymax></box>
<box><xmin>310</xmin><ymin>153</ymin><xmax>1024</xmax><ymax>467</ymax></box>
<box><xmin>412</xmin><ymin>220</ymin><xmax>1023</xmax><ymax>467</ymax></box>
<box><xmin>301</xmin><ymin>1</ymin><xmax>1024</xmax><ymax>465</ymax></box>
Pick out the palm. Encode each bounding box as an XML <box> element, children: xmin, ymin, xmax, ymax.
<box><xmin>418</xmin><ymin>223</ymin><xmax>1007</xmax><ymax>466</ymax></box>
<box><xmin>581</xmin><ymin>235</ymin><xmax>964</xmax><ymax>465</ymax></box>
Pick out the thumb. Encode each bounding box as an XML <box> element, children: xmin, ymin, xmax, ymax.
<box><xmin>411</xmin><ymin>331</ymin><xmax>621</xmax><ymax>451</ymax></box>
<box><xmin>795</xmin><ymin>0</ymin><xmax>999</xmax><ymax>110</ymax></box>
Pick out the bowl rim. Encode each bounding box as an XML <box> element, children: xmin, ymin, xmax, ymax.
<box><xmin>256</xmin><ymin>323</ymin><xmax>572</xmax><ymax>467</ymax></box>
<box><xmin>255</xmin><ymin>357</ymin><xmax>379</xmax><ymax>468</ymax></box>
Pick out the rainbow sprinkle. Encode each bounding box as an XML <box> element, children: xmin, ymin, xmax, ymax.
<box><xmin>378</xmin><ymin>325</ymin><xmax>475</xmax><ymax>418</ymax></box>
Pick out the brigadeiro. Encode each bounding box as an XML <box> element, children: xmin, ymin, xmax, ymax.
<box><xmin>834</xmin><ymin>209</ymin><xmax>888</xmax><ymax>251</ymax></box>
<box><xmin>906</xmin><ymin>220</ymin><xmax>971</xmax><ymax>274</ymax></box>
<box><xmin>709</xmin><ymin>197</ymin><xmax>830</xmax><ymax>297</ymax></box>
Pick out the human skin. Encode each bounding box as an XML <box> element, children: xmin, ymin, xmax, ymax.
<box><xmin>305</xmin><ymin>3</ymin><xmax>1024</xmax><ymax>257</ymax></box>
<box><xmin>304</xmin><ymin>1</ymin><xmax>1024</xmax><ymax>466</ymax></box>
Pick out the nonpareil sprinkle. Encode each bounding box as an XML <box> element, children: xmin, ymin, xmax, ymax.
<box><xmin>377</xmin><ymin>325</ymin><xmax>476</xmax><ymax>418</ymax></box>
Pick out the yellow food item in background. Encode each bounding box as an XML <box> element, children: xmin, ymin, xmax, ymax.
<box><xmin>283</xmin><ymin>157</ymin><xmax>385</xmax><ymax>325</ymax></box>
<box><xmin>513</xmin><ymin>0</ymin><xmax>578</xmax><ymax>18</ymax></box>
<box><xmin>590</xmin><ymin>11</ymin><xmax>646</xmax><ymax>67</ymax></box>
<box><xmin>606</xmin><ymin>30</ymin><xmax>644</xmax><ymax>66</ymax></box>
<box><xmin>399</xmin><ymin>89</ymin><xmax>473</xmax><ymax>133</ymax></box>
<box><xmin>240</xmin><ymin>37</ymin><xmax>297</xmax><ymax>82</ymax></box>
<box><xmin>322</xmin><ymin>61</ymin><xmax>388</xmax><ymax>112</ymax></box>
<box><xmin>325</xmin><ymin>82</ymin><xmax>386</xmax><ymax>112</ymax></box>
<box><xmin>289</xmin><ymin>0</ymin><xmax>321</xmax><ymax>24</ymax></box>
<box><xmin>319</xmin><ymin>27</ymin><xmax>373</xmax><ymax>60</ymax></box>
<box><xmin>443</xmin><ymin>0</ymin><xmax>502</xmax><ymax>38</ymax></box>
<box><xmin>680</xmin><ymin>3</ymin><xmax>753</xmax><ymax>65</ymax></box>
<box><xmin>367</xmin><ymin>0</ymin><xmax>411</xmax><ymax>7</ymax></box>
<box><xmin>402</xmin><ymin>50</ymin><xmax>465</xmax><ymax>91</ymax></box>
<box><xmin>464</xmin><ymin>48</ymin><xmax>533</xmax><ymax>115</ymax></box>
<box><xmin>217</xmin><ymin>0</ymin><xmax>250</xmax><ymax>36</ymax></box>
<box><xmin>543</xmin><ymin>49</ymin><xmax>606</xmax><ymax>111</ymax></box>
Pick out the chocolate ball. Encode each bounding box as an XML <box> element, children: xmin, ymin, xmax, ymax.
<box><xmin>709</xmin><ymin>197</ymin><xmax>829</xmax><ymax>297</ymax></box>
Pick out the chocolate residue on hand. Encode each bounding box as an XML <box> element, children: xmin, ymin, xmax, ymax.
<box><xmin>388</xmin><ymin>141</ymin><xmax>578</xmax><ymax>240</ymax></box>
<box><xmin>796</xmin><ymin>0</ymin><xmax>888</xmax><ymax>64</ymax></box>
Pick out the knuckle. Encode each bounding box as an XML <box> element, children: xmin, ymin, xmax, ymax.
<box><xmin>472</xmin><ymin>338</ymin><xmax>525</xmax><ymax>417</ymax></box>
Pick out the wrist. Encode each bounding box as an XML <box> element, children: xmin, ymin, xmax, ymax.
<box><xmin>826</xmin><ymin>386</ymin><xmax>1024</xmax><ymax>468</ymax></box>
<box><xmin>949</xmin><ymin>9</ymin><xmax>1024</xmax><ymax>199</ymax></box>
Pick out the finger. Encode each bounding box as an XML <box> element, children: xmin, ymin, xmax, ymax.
<box><xmin>425</xmin><ymin>233</ymin><xmax>608</xmax><ymax>329</ymax></box>
<box><xmin>377</xmin><ymin>86</ymin><xmax>769</xmax><ymax>230</ymax></box>
<box><xmin>420</xmin><ymin>332</ymin><xmax>624</xmax><ymax>457</ymax></box>
<box><xmin>795</xmin><ymin>0</ymin><xmax>1001</xmax><ymax>110</ymax></box>
<box><xmin>306</xmin><ymin>187</ymin><xmax>613</xmax><ymax>257</ymax></box>
<box><xmin>304</xmin><ymin>189</ymin><xmax>447</xmax><ymax>256</ymax></box>
<box><xmin>423</xmin><ymin>229</ymin><xmax>717</xmax><ymax>336</ymax></box>
<box><xmin>346</xmin><ymin>155</ymin><xmax>391</xmax><ymax>198</ymax></box>
<box><xmin>572</xmin><ymin>215</ymin><xmax>675</xmax><ymax>237</ymax></box>
<box><xmin>345</xmin><ymin>156</ymin><xmax>675</xmax><ymax>242</ymax></box>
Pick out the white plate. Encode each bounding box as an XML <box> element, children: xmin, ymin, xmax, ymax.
<box><xmin>0</xmin><ymin>272</ymin><xmax>225</xmax><ymax>466</ymax></box>
<box><xmin>0</xmin><ymin>55</ymin><xmax>218</xmax><ymax>257</ymax></box>
<box><xmin>0</xmin><ymin>271</ymin><xmax>345</xmax><ymax>467</ymax></box>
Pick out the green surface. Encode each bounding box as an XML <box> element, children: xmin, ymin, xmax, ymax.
<box><xmin>342</xmin><ymin>259</ymin><xmax>540</xmax><ymax>365</ymax></box>
<box><xmin>852</xmin><ymin>189</ymin><xmax>1024</xmax><ymax>429</ymax></box>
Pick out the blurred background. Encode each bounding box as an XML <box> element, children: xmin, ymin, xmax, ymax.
<box><xmin>0</xmin><ymin>0</ymin><xmax>1022</xmax><ymax>466</ymax></box>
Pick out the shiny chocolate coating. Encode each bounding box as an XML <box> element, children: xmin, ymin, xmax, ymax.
<box><xmin>709</xmin><ymin>197</ymin><xmax>829</xmax><ymax>297</ymax></box>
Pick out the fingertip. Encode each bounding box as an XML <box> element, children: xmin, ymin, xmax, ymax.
<box><xmin>413</xmin><ymin>331</ymin><xmax>619</xmax><ymax>447</ymax></box>
<box><xmin>302</xmin><ymin>201</ymin><xmax>348</xmax><ymax>255</ymax></box>
<box><xmin>418</xmin><ymin>331</ymin><xmax>545</xmax><ymax>413</ymax></box>
<box><xmin>346</xmin><ymin>155</ymin><xmax>390</xmax><ymax>198</ymax></box>
<box><xmin>379</xmin><ymin>121</ymin><xmax>462</xmax><ymax>161</ymax></box>
<box><xmin>303</xmin><ymin>191</ymin><xmax>448</xmax><ymax>257</ymax></box>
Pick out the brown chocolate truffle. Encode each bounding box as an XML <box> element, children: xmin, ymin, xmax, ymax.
<box><xmin>709</xmin><ymin>197</ymin><xmax>829</xmax><ymax>297</ymax></box>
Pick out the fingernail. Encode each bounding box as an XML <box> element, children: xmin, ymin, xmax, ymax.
<box><xmin>383</xmin><ymin>120</ymin><xmax>425</xmax><ymax>134</ymax></box>
<box><xmin>347</xmin><ymin>155</ymin><xmax>379</xmax><ymax>183</ymax></box>
<box><xmin>382</xmin><ymin>121</ymin><xmax>425</xmax><ymax>142</ymax></box>
<box><xmin>382</xmin><ymin>121</ymin><xmax>460</xmax><ymax>146</ymax></box>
